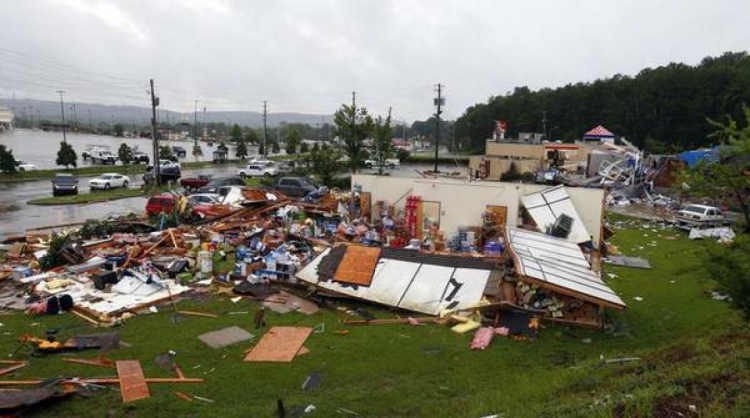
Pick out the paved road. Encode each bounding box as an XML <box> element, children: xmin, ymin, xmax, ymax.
<box><xmin>0</xmin><ymin>162</ymin><xmax>468</xmax><ymax>240</ymax></box>
<box><xmin>0</xmin><ymin>165</ymin><xmax>241</xmax><ymax>240</ymax></box>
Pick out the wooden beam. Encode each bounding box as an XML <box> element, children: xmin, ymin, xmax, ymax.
<box><xmin>0</xmin><ymin>378</ymin><xmax>203</xmax><ymax>386</ymax></box>
<box><xmin>342</xmin><ymin>317</ymin><xmax>442</xmax><ymax>325</ymax></box>
<box><xmin>178</xmin><ymin>310</ymin><xmax>218</xmax><ymax>318</ymax></box>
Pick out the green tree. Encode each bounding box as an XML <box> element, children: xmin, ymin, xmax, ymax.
<box><xmin>0</xmin><ymin>145</ymin><xmax>19</xmax><ymax>174</ymax></box>
<box><xmin>306</xmin><ymin>147</ymin><xmax>342</xmax><ymax>186</ymax></box>
<box><xmin>311</xmin><ymin>142</ymin><xmax>320</xmax><ymax>152</ymax></box>
<box><xmin>118</xmin><ymin>143</ymin><xmax>133</xmax><ymax>165</ymax></box>
<box><xmin>372</xmin><ymin>111</ymin><xmax>395</xmax><ymax>175</ymax></box>
<box><xmin>218</xmin><ymin>141</ymin><xmax>229</xmax><ymax>153</ymax></box>
<box><xmin>286</xmin><ymin>129</ymin><xmax>301</xmax><ymax>155</ymax></box>
<box><xmin>271</xmin><ymin>140</ymin><xmax>280</xmax><ymax>154</ymax></box>
<box><xmin>258</xmin><ymin>142</ymin><xmax>265</xmax><ymax>156</ymax></box>
<box><xmin>245</xmin><ymin>130</ymin><xmax>259</xmax><ymax>144</ymax></box>
<box><xmin>56</xmin><ymin>142</ymin><xmax>77</xmax><ymax>168</ymax></box>
<box><xmin>113</xmin><ymin>124</ymin><xmax>124</xmax><ymax>137</ymax></box>
<box><xmin>230</xmin><ymin>124</ymin><xmax>242</xmax><ymax>142</ymax></box>
<box><xmin>300</xmin><ymin>141</ymin><xmax>310</xmax><ymax>154</ymax></box>
<box><xmin>236</xmin><ymin>139</ymin><xmax>248</xmax><ymax>160</ymax></box>
<box><xmin>159</xmin><ymin>145</ymin><xmax>174</xmax><ymax>161</ymax></box>
<box><xmin>680</xmin><ymin>106</ymin><xmax>750</xmax><ymax>233</ymax></box>
<box><xmin>334</xmin><ymin>103</ymin><xmax>373</xmax><ymax>172</ymax></box>
<box><xmin>706</xmin><ymin>234</ymin><xmax>750</xmax><ymax>319</ymax></box>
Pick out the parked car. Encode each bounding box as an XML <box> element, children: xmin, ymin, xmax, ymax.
<box><xmin>160</xmin><ymin>159</ymin><xmax>181</xmax><ymax>169</ymax></box>
<box><xmin>82</xmin><ymin>145</ymin><xmax>110</xmax><ymax>160</ymax></box>
<box><xmin>674</xmin><ymin>204</ymin><xmax>726</xmax><ymax>230</ymax></box>
<box><xmin>364</xmin><ymin>158</ymin><xmax>400</xmax><ymax>169</ymax></box>
<box><xmin>89</xmin><ymin>173</ymin><xmax>130</xmax><ymax>190</ymax></box>
<box><xmin>188</xmin><ymin>193</ymin><xmax>222</xmax><ymax>206</ymax></box>
<box><xmin>276</xmin><ymin>177</ymin><xmax>318</xmax><ymax>198</ymax></box>
<box><xmin>197</xmin><ymin>176</ymin><xmax>246</xmax><ymax>194</ymax></box>
<box><xmin>180</xmin><ymin>175</ymin><xmax>212</xmax><ymax>192</ymax></box>
<box><xmin>52</xmin><ymin>173</ymin><xmax>79</xmax><ymax>196</ymax></box>
<box><xmin>17</xmin><ymin>161</ymin><xmax>37</xmax><ymax>171</ymax></box>
<box><xmin>90</xmin><ymin>149</ymin><xmax>117</xmax><ymax>165</ymax></box>
<box><xmin>132</xmin><ymin>151</ymin><xmax>149</xmax><ymax>164</ymax></box>
<box><xmin>249</xmin><ymin>158</ymin><xmax>276</xmax><ymax>167</ymax></box>
<box><xmin>145</xmin><ymin>194</ymin><xmax>176</xmax><ymax>215</ymax></box>
<box><xmin>237</xmin><ymin>163</ymin><xmax>278</xmax><ymax>178</ymax></box>
<box><xmin>172</xmin><ymin>146</ymin><xmax>187</xmax><ymax>158</ymax></box>
<box><xmin>143</xmin><ymin>165</ymin><xmax>181</xmax><ymax>185</ymax></box>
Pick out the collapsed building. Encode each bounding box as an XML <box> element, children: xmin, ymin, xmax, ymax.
<box><xmin>298</xmin><ymin>176</ymin><xmax>624</xmax><ymax>329</ymax></box>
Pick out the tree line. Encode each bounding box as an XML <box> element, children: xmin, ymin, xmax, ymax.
<box><xmin>454</xmin><ymin>51</ymin><xmax>750</xmax><ymax>154</ymax></box>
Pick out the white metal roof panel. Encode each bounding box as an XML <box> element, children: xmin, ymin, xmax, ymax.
<box><xmin>521</xmin><ymin>185</ymin><xmax>592</xmax><ymax>243</ymax></box>
<box><xmin>296</xmin><ymin>250</ymin><xmax>491</xmax><ymax>315</ymax></box>
<box><xmin>507</xmin><ymin>227</ymin><xmax>625</xmax><ymax>308</ymax></box>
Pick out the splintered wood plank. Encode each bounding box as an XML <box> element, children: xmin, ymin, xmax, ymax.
<box><xmin>116</xmin><ymin>360</ymin><xmax>150</xmax><ymax>403</ymax></box>
<box><xmin>244</xmin><ymin>327</ymin><xmax>313</xmax><ymax>363</ymax></box>
<box><xmin>333</xmin><ymin>246</ymin><xmax>381</xmax><ymax>286</ymax></box>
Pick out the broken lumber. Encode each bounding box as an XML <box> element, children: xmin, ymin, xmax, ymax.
<box><xmin>342</xmin><ymin>317</ymin><xmax>442</xmax><ymax>325</ymax></box>
<box><xmin>178</xmin><ymin>310</ymin><xmax>218</xmax><ymax>318</ymax></box>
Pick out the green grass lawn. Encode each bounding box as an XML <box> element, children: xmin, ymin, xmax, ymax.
<box><xmin>0</xmin><ymin>216</ymin><xmax>747</xmax><ymax>417</ymax></box>
<box><xmin>27</xmin><ymin>185</ymin><xmax>176</xmax><ymax>205</ymax></box>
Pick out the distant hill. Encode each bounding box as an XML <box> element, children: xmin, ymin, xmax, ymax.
<box><xmin>0</xmin><ymin>98</ymin><xmax>332</xmax><ymax>128</ymax></box>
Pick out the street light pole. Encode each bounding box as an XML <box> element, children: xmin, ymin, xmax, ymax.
<box><xmin>56</xmin><ymin>90</ymin><xmax>67</xmax><ymax>143</ymax></box>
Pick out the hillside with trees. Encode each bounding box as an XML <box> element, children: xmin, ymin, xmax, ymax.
<box><xmin>455</xmin><ymin>52</ymin><xmax>750</xmax><ymax>153</ymax></box>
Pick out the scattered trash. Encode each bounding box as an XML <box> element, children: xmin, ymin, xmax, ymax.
<box><xmin>301</xmin><ymin>371</ymin><xmax>323</xmax><ymax>390</ymax></box>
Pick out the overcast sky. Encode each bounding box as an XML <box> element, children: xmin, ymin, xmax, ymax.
<box><xmin>1</xmin><ymin>0</ymin><xmax>749</xmax><ymax>121</ymax></box>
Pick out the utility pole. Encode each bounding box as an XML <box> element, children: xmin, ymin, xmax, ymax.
<box><xmin>56</xmin><ymin>90</ymin><xmax>67</xmax><ymax>143</ymax></box>
<box><xmin>433</xmin><ymin>84</ymin><xmax>444</xmax><ymax>173</ymax></box>
<box><xmin>542</xmin><ymin>110</ymin><xmax>548</xmax><ymax>141</ymax></box>
<box><xmin>350</xmin><ymin>91</ymin><xmax>356</xmax><ymax>149</ymax></box>
<box><xmin>262</xmin><ymin>100</ymin><xmax>268</xmax><ymax>157</ymax></box>
<box><xmin>194</xmin><ymin>100</ymin><xmax>198</xmax><ymax>156</ymax></box>
<box><xmin>150</xmin><ymin>79</ymin><xmax>161</xmax><ymax>186</ymax></box>
<box><xmin>71</xmin><ymin>103</ymin><xmax>78</xmax><ymax>131</ymax></box>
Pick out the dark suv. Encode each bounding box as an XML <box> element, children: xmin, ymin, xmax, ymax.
<box><xmin>52</xmin><ymin>173</ymin><xmax>79</xmax><ymax>196</ymax></box>
<box><xmin>276</xmin><ymin>177</ymin><xmax>318</xmax><ymax>198</ymax></box>
<box><xmin>197</xmin><ymin>176</ymin><xmax>246</xmax><ymax>193</ymax></box>
<box><xmin>143</xmin><ymin>165</ymin><xmax>181</xmax><ymax>185</ymax></box>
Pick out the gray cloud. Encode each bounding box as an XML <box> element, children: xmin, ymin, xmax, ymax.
<box><xmin>1</xmin><ymin>0</ymin><xmax>748</xmax><ymax>121</ymax></box>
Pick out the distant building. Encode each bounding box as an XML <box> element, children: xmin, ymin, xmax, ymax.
<box><xmin>0</xmin><ymin>107</ymin><xmax>14</xmax><ymax>131</ymax></box>
<box><xmin>582</xmin><ymin>125</ymin><xmax>615</xmax><ymax>143</ymax></box>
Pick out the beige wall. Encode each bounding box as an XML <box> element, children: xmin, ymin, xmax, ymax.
<box><xmin>485</xmin><ymin>142</ymin><xmax>546</xmax><ymax>159</ymax></box>
<box><xmin>469</xmin><ymin>157</ymin><xmax>541</xmax><ymax>180</ymax></box>
<box><xmin>352</xmin><ymin>175</ymin><xmax>604</xmax><ymax>243</ymax></box>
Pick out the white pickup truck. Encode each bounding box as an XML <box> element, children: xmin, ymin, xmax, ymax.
<box><xmin>364</xmin><ymin>158</ymin><xmax>400</xmax><ymax>169</ymax></box>
<box><xmin>90</xmin><ymin>149</ymin><xmax>117</xmax><ymax>165</ymax></box>
<box><xmin>674</xmin><ymin>204</ymin><xmax>726</xmax><ymax>230</ymax></box>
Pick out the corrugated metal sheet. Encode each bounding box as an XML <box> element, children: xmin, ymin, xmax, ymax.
<box><xmin>521</xmin><ymin>185</ymin><xmax>591</xmax><ymax>243</ymax></box>
<box><xmin>506</xmin><ymin>227</ymin><xmax>625</xmax><ymax>309</ymax></box>
<box><xmin>297</xmin><ymin>249</ymin><xmax>492</xmax><ymax>315</ymax></box>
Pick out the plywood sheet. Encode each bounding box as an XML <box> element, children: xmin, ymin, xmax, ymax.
<box><xmin>116</xmin><ymin>360</ymin><xmax>150</xmax><ymax>403</ymax></box>
<box><xmin>333</xmin><ymin>246</ymin><xmax>381</xmax><ymax>286</ymax></box>
<box><xmin>244</xmin><ymin>326</ymin><xmax>313</xmax><ymax>363</ymax></box>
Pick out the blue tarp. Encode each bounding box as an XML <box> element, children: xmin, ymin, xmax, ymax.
<box><xmin>678</xmin><ymin>146</ymin><xmax>721</xmax><ymax>167</ymax></box>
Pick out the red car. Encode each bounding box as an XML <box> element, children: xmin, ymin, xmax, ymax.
<box><xmin>145</xmin><ymin>194</ymin><xmax>176</xmax><ymax>216</ymax></box>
